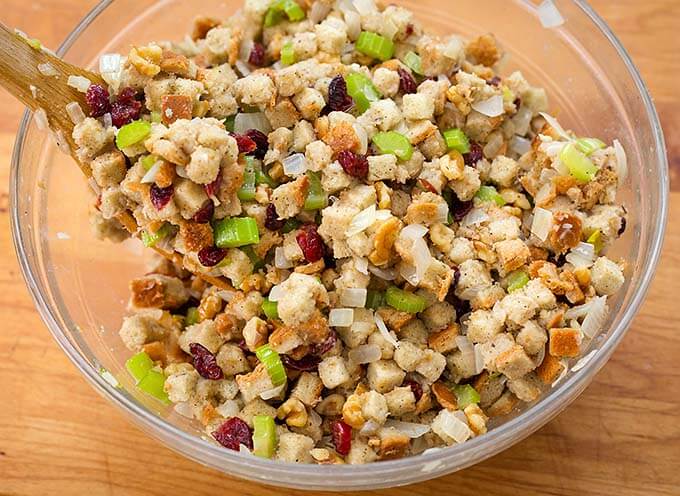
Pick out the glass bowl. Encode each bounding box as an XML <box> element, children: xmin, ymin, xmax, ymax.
<box><xmin>10</xmin><ymin>0</ymin><xmax>668</xmax><ymax>490</ymax></box>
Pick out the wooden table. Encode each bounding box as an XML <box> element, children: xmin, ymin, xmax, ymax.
<box><xmin>0</xmin><ymin>2</ymin><xmax>678</xmax><ymax>495</ymax></box>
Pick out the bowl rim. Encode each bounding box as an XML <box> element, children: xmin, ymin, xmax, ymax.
<box><xmin>9</xmin><ymin>0</ymin><xmax>669</xmax><ymax>488</ymax></box>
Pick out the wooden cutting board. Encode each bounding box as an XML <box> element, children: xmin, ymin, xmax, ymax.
<box><xmin>0</xmin><ymin>1</ymin><xmax>678</xmax><ymax>495</ymax></box>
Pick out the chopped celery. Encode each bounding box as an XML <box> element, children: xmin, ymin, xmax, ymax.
<box><xmin>281</xmin><ymin>0</ymin><xmax>305</xmax><ymax>21</ymax></box>
<box><xmin>255</xmin><ymin>169</ymin><xmax>277</xmax><ymax>188</ymax></box>
<box><xmin>141</xmin><ymin>154</ymin><xmax>158</xmax><ymax>172</ymax></box>
<box><xmin>214</xmin><ymin>217</ymin><xmax>260</xmax><ymax>248</ymax></box>
<box><xmin>475</xmin><ymin>185</ymin><xmax>506</xmax><ymax>207</ymax></box>
<box><xmin>141</xmin><ymin>223</ymin><xmax>174</xmax><ymax>247</ymax></box>
<box><xmin>282</xmin><ymin>218</ymin><xmax>300</xmax><ymax>234</ymax></box>
<box><xmin>365</xmin><ymin>290</ymin><xmax>385</xmax><ymax>310</ymax></box>
<box><xmin>116</xmin><ymin>120</ymin><xmax>151</xmax><ymax>149</ymax></box>
<box><xmin>403</xmin><ymin>51</ymin><xmax>423</xmax><ymax>75</ymax></box>
<box><xmin>506</xmin><ymin>270</ymin><xmax>529</xmax><ymax>293</ymax></box>
<box><xmin>443</xmin><ymin>128</ymin><xmax>471</xmax><ymax>154</ymax></box>
<box><xmin>560</xmin><ymin>143</ymin><xmax>598</xmax><ymax>182</ymax></box>
<box><xmin>304</xmin><ymin>171</ymin><xmax>328</xmax><ymax>210</ymax></box>
<box><xmin>150</xmin><ymin>111</ymin><xmax>162</xmax><ymax>123</ymax></box>
<box><xmin>372</xmin><ymin>131</ymin><xmax>413</xmax><ymax>161</ymax></box>
<box><xmin>262</xmin><ymin>298</ymin><xmax>279</xmax><ymax>320</ymax></box>
<box><xmin>255</xmin><ymin>344</ymin><xmax>287</xmax><ymax>386</ymax></box>
<box><xmin>345</xmin><ymin>72</ymin><xmax>382</xmax><ymax>114</ymax></box>
<box><xmin>137</xmin><ymin>369</ymin><xmax>170</xmax><ymax>404</ymax></box>
<box><xmin>242</xmin><ymin>245</ymin><xmax>264</xmax><ymax>270</ymax></box>
<box><xmin>224</xmin><ymin>115</ymin><xmax>236</xmax><ymax>132</ymax></box>
<box><xmin>253</xmin><ymin>415</ymin><xmax>278</xmax><ymax>458</ymax></box>
<box><xmin>264</xmin><ymin>0</ymin><xmax>305</xmax><ymax>26</ymax></box>
<box><xmin>454</xmin><ymin>384</ymin><xmax>480</xmax><ymax>409</ymax></box>
<box><xmin>281</xmin><ymin>41</ymin><xmax>296</xmax><ymax>66</ymax></box>
<box><xmin>185</xmin><ymin>307</ymin><xmax>200</xmax><ymax>326</ymax></box>
<box><xmin>125</xmin><ymin>352</ymin><xmax>154</xmax><ymax>383</ymax></box>
<box><xmin>575</xmin><ymin>137</ymin><xmax>606</xmax><ymax>156</ymax></box>
<box><xmin>264</xmin><ymin>8</ymin><xmax>284</xmax><ymax>27</ymax></box>
<box><xmin>587</xmin><ymin>229</ymin><xmax>604</xmax><ymax>254</ymax></box>
<box><xmin>356</xmin><ymin>31</ymin><xmax>395</xmax><ymax>61</ymax></box>
<box><xmin>238</xmin><ymin>158</ymin><xmax>257</xmax><ymax>201</ymax></box>
<box><xmin>27</xmin><ymin>38</ymin><xmax>42</xmax><ymax>50</ymax></box>
<box><xmin>502</xmin><ymin>86</ymin><xmax>514</xmax><ymax>103</ymax></box>
<box><xmin>385</xmin><ymin>286</ymin><xmax>426</xmax><ymax>314</ymax></box>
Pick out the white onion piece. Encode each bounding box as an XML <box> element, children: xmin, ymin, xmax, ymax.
<box><xmin>434</xmin><ymin>203</ymin><xmax>449</xmax><ymax>224</ymax></box>
<box><xmin>359</xmin><ymin>419</ymin><xmax>381</xmax><ymax>436</ymax></box>
<box><xmin>509</xmin><ymin>135</ymin><xmax>532</xmax><ymax>156</ymax></box>
<box><xmin>65</xmin><ymin>102</ymin><xmax>86</xmax><ymax>125</ymax></box>
<box><xmin>473</xmin><ymin>344</ymin><xmax>485</xmax><ymax>375</ymax></box>
<box><xmin>140</xmin><ymin>161</ymin><xmax>161</xmax><ymax>184</ymax></box>
<box><xmin>613</xmin><ymin>139</ymin><xmax>628</xmax><ymax>186</ymax></box>
<box><xmin>100</xmin><ymin>53</ymin><xmax>121</xmax><ymax>73</ymax></box>
<box><xmin>175</xmin><ymin>165</ymin><xmax>189</xmax><ymax>179</ymax></box>
<box><xmin>551</xmin><ymin>358</ymin><xmax>570</xmax><ymax>387</ymax></box>
<box><xmin>348</xmin><ymin>344</ymin><xmax>382</xmax><ymax>365</ymax></box>
<box><xmin>239</xmin><ymin>39</ymin><xmax>254</xmax><ymax>62</ymax></box>
<box><xmin>564</xmin><ymin>299</ymin><xmax>594</xmax><ymax>320</ymax></box>
<box><xmin>461</xmin><ymin>208</ymin><xmax>489</xmax><ymax>227</ymax></box>
<box><xmin>368</xmin><ymin>264</ymin><xmax>396</xmax><ymax>281</ymax></box>
<box><xmin>174</xmin><ymin>402</ymin><xmax>194</xmax><ymax>419</ymax></box>
<box><xmin>310</xmin><ymin>1</ymin><xmax>332</xmax><ymax>23</ymax></box>
<box><xmin>537</xmin><ymin>0</ymin><xmax>565</xmax><ymax>28</ymax></box>
<box><xmin>352</xmin><ymin>0</ymin><xmax>377</xmax><ymax>15</ymax></box>
<box><xmin>329</xmin><ymin>308</ymin><xmax>354</xmax><ymax>327</ymax></box>
<box><xmin>412</xmin><ymin>237</ymin><xmax>433</xmax><ymax>282</ymax></box>
<box><xmin>565</xmin><ymin>242</ymin><xmax>596</xmax><ymax>268</ymax></box>
<box><xmin>533</xmin><ymin>182</ymin><xmax>554</xmax><ymax>206</ymax></box>
<box><xmin>531</xmin><ymin>207</ymin><xmax>553</xmax><ymax>242</ymax></box>
<box><xmin>455</xmin><ymin>335</ymin><xmax>474</xmax><ymax>354</ymax></box>
<box><xmin>234</xmin><ymin>112</ymin><xmax>272</xmax><ymax>134</ymax></box>
<box><xmin>235</xmin><ymin>59</ymin><xmax>251</xmax><ymax>76</ymax></box>
<box><xmin>283</xmin><ymin>153</ymin><xmax>309</xmax><ymax>176</ymax></box>
<box><xmin>581</xmin><ymin>296</ymin><xmax>608</xmax><ymax>338</ymax></box>
<box><xmin>260</xmin><ymin>383</ymin><xmax>286</xmax><ymax>400</ymax></box>
<box><xmin>539</xmin><ymin>139</ymin><xmax>568</xmax><ymax>159</ymax></box>
<box><xmin>274</xmin><ymin>247</ymin><xmax>293</xmax><ymax>269</ymax></box>
<box><xmin>344</xmin><ymin>11</ymin><xmax>362</xmax><ymax>41</ymax></box>
<box><xmin>67</xmin><ymin>75</ymin><xmax>91</xmax><ymax>93</ymax></box>
<box><xmin>385</xmin><ymin>420</ymin><xmax>431</xmax><ymax>438</ymax></box>
<box><xmin>511</xmin><ymin>107</ymin><xmax>534</xmax><ymax>136</ymax></box>
<box><xmin>380</xmin><ymin>18</ymin><xmax>399</xmax><ymax>40</ymax></box>
<box><xmin>400</xmin><ymin>223</ymin><xmax>428</xmax><ymax>240</ymax></box>
<box><xmin>571</xmin><ymin>349</ymin><xmax>598</xmax><ymax>372</ymax></box>
<box><xmin>347</xmin><ymin>204</ymin><xmax>377</xmax><ymax>237</ymax></box>
<box><xmin>239</xmin><ymin>444</ymin><xmax>253</xmax><ymax>455</ymax></box>
<box><xmin>374</xmin><ymin>312</ymin><xmax>399</xmax><ymax>347</ymax></box>
<box><xmin>340</xmin><ymin>288</ymin><xmax>367</xmax><ymax>307</ymax></box>
<box><xmin>355</xmin><ymin>257</ymin><xmax>369</xmax><ymax>275</ymax></box>
<box><xmin>539</xmin><ymin>112</ymin><xmax>572</xmax><ymax>141</ymax></box>
<box><xmin>433</xmin><ymin>409</ymin><xmax>472</xmax><ymax>444</ymax></box>
<box><xmin>472</xmin><ymin>95</ymin><xmax>504</xmax><ymax>118</ymax></box>
<box><xmin>400</xmin><ymin>263</ymin><xmax>420</xmax><ymax>287</ymax></box>
<box><xmin>268</xmin><ymin>285</ymin><xmax>283</xmax><ymax>302</ymax></box>
<box><xmin>38</xmin><ymin>62</ymin><xmax>59</xmax><ymax>76</ymax></box>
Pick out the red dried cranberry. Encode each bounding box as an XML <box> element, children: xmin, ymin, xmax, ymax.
<box><xmin>245</xmin><ymin>129</ymin><xmax>269</xmax><ymax>159</ymax></box>
<box><xmin>337</xmin><ymin>150</ymin><xmax>368</xmax><ymax>179</ymax></box>
<box><xmin>310</xmin><ymin>330</ymin><xmax>337</xmax><ymax>356</ymax></box>
<box><xmin>198</xmin><ymin>246</ymin><xmax>228</xmax><ymax>267</ymax></box>
<box><xmin>110</xmin><ymin>101</ymin><xmax>142</xmax><ymax>127</ymax></box>
<box><xmin>189</xmin><ymin>342</ymin><xmax>224</xmax><ymax>380</ymax></box>
<box><xmin>193</xmin><ymin>200</ymin><xmax>215</xmax><ymax>223</ymax></box>
<box><xmin>248</xmin><ymin>42</ymin><xmax>266</xmax><ymax>67</ymax></box>
<box><xmin>404</xmin><ymin>23</ymin><xmax>414</xmax><ymax>37</ymax></box>
<box><xmin>231</xmin><ymin>132</ymin><xmax>257</xmax><ymax>154</ymax></box>
<box><xmin>449</xmin><ymin>194</ymin><xmax>473</xmax><ymax>221</ymax></box>
<box><xmin>85</xmin><ymin>84</ymin><xmax>111</xmax><ymax>117</ymax></box>
<box><xmin>117</xmin><ymin>87</ymin><xmax>139</xmax><ymax>104</ymax></box>
<box><xmin>398</xmin><ymin>68</ymin><xmax>417</xmax><ymax>94</ymax></box>
<box><xmin>403</xmin><ymin>379</ymin><xmax>423</xmax><ymax>402</ymax></box>
<box><xmin>264</xmin><ymin>204</ymin><xmax>285</xmax><ymax>231</ymax></box>
<box><xmin>150</xmin><ymin>184</ymin><xmax>174</xmax><ymax>210</ymax></box>
<box><xmin>204</xmin><ymin>170</ymin><xmax>222</xmax><ymax>198</ymax></box>
<box><xmin>296</xmin><ymin>224</ymin><xmax>325</xmax><ymax>263</ymax></box>
<box><xmin>282</xmin><ymin>354</ymin><xmax>321</xmax><ymax>371</ymax></box>
<box><xmin>463</xmin><ymin>142</ymin><xmax>484</xmax><ymax>167</ymax></box>
<box><xmin>331</xmin><ymin>420</ymin><xmax>352</xmax><ymax>456</ymax></box>
<box><xmin>212</xmin><ymin>417</ymin><xmax>253</xmax><ymax>451</ymax></box>
<box><xmin>328</xmin><ymin>75</ymin><xmax>353</xmax><ymax>112</ymax></box>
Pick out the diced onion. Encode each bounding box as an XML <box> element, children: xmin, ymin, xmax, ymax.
<box><xmin>310</xmin><ymin>1</ymin><xmax>332</xmax><ymax>23</ymax></box>
<box><xmin>340</xmin><ymin>288</ymin><xmax>368</xmax><ymax>307</ymax></box>
<box><xmin>533</xmin><ymin>182</ymin><xmax>554</xmax><ymax>206</ymax></box>
<box><xmin>175</xmin><ymin>165</ymin><xmax>189</xmax><ymax>179</ymax></box>
<box><xmin>283</xmin><ymin>153</ymin><xmax>309</xmax><ymax>176</ymax></box>
<box><xmin>329</xmin><ymin>308</ymin><xmax>354</xmax><ymax>327</ymax></box>
<box><xmin>352</xmin><ymin>0</ymin><xmax>377</xmax><ymax>15</ymax></box>
<box><xmin>99</xmin><ymin>53</ymin><xmax>122</xmax><ymax>74</ymax></box>
<box><xmin>537</xmin><ymin>0</ymin><xmax>565</xmax><ymax>28</ymax></box>
<box><xmin>551</xmin><ymin>358</ymin><xmax>570</xmax><ymax>387</ymax></box>
<box><xmin>65</xmin><ymin>101</ymin><xmax>86</xmax><ymax>125</ymax></box>
<box><xmin>399</xmin><ymin>263</ymin><xmax>420</xmax><ymax>286</ymax></box>
<box><xmin>239</xmin><ymin>39</ymin><xmax>254</xmax><ymax>62</ymax></box>
<box><xmin>564</xmin><ymin>299</ymin><xmax>595</xmax><ymax>320</ymax></box>
<box><xmin>347</xmin><ymin>204</ymin><xmax>377</xmax><ymax>237</ymax></box>
<box><xmin>368</xmin><ymin>264</ymin><xmax>396</xmax><ymax>281</ymax></box>
<box><xmin>380</xmin><ymin>18</ymin><xmax>399</xmax><ymax>40</ymax></box>
<box><xmin>234</xmin><ymin>112</ymin><xmax>272</xmax><ymax>134</ymax></box>
<box><xmin>260</xmin><ymin>383</ymin><xmax>286</xmax><ymax>400</ymax></box>
<box><xmin>412</xmin><ymin>237</ymin><xmax>433</xmax><ymax>282</ymax></box>
<box><xmin>274</xmin><ymin>247</ymin><xmax>293</xmax><ymax>269</ymax></box>
<box><xmin>511</xmin><ymin>107</ymin><xmax>534</xmax><ymax>136</ymax></box>
<box><xmin>571</xmin><ymin>349</ymin><xmax>598</xmax><ymax>372</ymax></box>
<box><xmin>539</xmin><ymin>112</ymin><xmax>572</xmax><ymax>141</ymax></box>
<box><xmin>140</xmin><ymin>160</ymin><xmax>161</xmax><ymax>184</ymax></box>
<box><xmin>348</xmin><ymin>344</ymin><xmax>382</xmax><ymax>365</ymax></box>
<box><xmin>239</xmin><ymin>444</ymin><xmax>253</xmax><ymax>455</ymax></box>
<box><xmin>235</xmin><ymin>59</ymin><xmax>251</xmax><ymax>76</ymax></box>
<box><xmin>344</xmin><ymin>11</ymin><xmax>362</xmax><ymax>41</ymax></box>
<box><xmin>531</xmin><ymin>207</ymin><xmax>553</xmax><ymax>241</ymax></box>
<box><xmin>355</xmin><ymin>257</ymin><xmax>369</xmax><ymax>275</ymax></box>
<box><xmin>359</xmin><ymin>419</ymin><xmax>381</xmax><ymax>436</ymax></box>
<box><xmin>613</xmin><ymin>139</ymin><xmax>628</xmax><ymax>186</ymax></box>
<box><xmin>66</xmin><ymin>75</ymin><xmax>92</xmax><ymax>93</ymax></box>
<box><xmin>509</xmin><ymin>135</ymin><xmax>532</xmax><ymax>156</ymax></box>
<box><xmin>38</xmin><ymin>62</ymin><xmax>59</xmax><ymax>77</ymax></box>
<box><xmin>565</xmin><ymin>242</ymin><xmax>596</xmax><ymax>268</ymax></box>
<box><xmin>268</xmin><ymin>284</ymin><xmax>283</xmax><ymax>302</ymax></box>
<box><xmin>400</xmin><ymin>223</ymin><xmax>428</xmax><ymax>240</ymax></box>
<box><xmin>540</xmin><ymin>139</ymin><xmax>569</xmax><ymax>158</ymax></box>
<box><xmin>473</xmin><ymin>344</ymin><xmax>485</xmax><ymax>375</ymax></box>
<box><xmin>581</xmin><ymin>296</ymin><xmax>608</xmax><ymax>338</ymax></box>
<box><xmin>472</xmin><ymin>95</ymin><xmax>504</xmax><ymax>118</ymax></box>
<box><xmin>374</xmin><ymin>312</ymin><xmax>399</xmax><ymax>347</ymax></box>
<box><xmin>461</xmin><ymin>208</ymin><xmax>489</xmax><ymax>227</ymax></box>
<box><xmin>435</xmin><ymin>203</ymin><xmax>449</xmax><ymax>224</ymax></box>
<box><xmin>384</xmin><ymin>420</ymin><xmax>431</xmax><ymax>438</ymax></box>
<box><xmin>455</xmin><ymin>335</ymin><xmax>474</xmax><ymax>354</ymax></box>
<box><xmin>435</xmin><ymin>409</ymin><xmax>472</xmax><ymax>444</ymax></box>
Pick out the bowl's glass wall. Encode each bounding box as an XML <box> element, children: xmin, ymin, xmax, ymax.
<box><xmin>11</xmin><ymin>0</ymin><xmax>667</xmax><ymax>490</ymax></box>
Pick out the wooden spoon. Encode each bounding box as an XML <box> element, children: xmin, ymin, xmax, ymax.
<box><xmin>0</xmin><ymin>23</ymin><xmax>231</xmax><ymax>290</ymax></box>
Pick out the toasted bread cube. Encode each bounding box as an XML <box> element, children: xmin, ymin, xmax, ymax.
<box><xmin>507</xmin><ymin>372</ymin><xmax>542</xmax><ymax>402</ymax></box>
<box><xmin>291</xmin><ymin>372</ymin><xmax>324</xmax><ymax>407</ymax></box>
<box><xmin>318</xmin><ymin>356</ymin><xmax>350</xmax><ymax>389</ymax></box>
<box><xmin>361</xmin><ymin>390</ymin><xmax>389</xmax><ymax>424</ymax></box>
<box><xmin>367</xmin><ymin>360</ymin><xmax>406</xmax><ymax>394</ymax></box>
<box><xmin>384</xmin><ymin>386</ymin><xmax>417</xmax><ymax>416</ymax></box>
<box><xmin>516</xmin><ymin>321</ymin><xmax>548</xmax><ymax>356</ymax></box>
<box><xmin>393</xmin><ymin>341</ymin><xmax>424</xmax><ymax>372</ymax></box>
<box><xmin>215</xmin><ymin>343</ymin><xmax>250</xmax><ymax>377</ymax></box>
<box><xmin>549</xmin><ymin>328</ymin><xmax>582</xmax><ymax>357</ymax></box>
<box><xmin>275</xmin><ymin>432</ymin><xmax>314</xmax><ymax>463</ymax></box>
<box><xmin>486</xmin><ymin>390</ymin><xmax>519</xmax><ymax>417</ymax></box>
<box><xmin>178</xmin><ymin>319</ymin><xmax>225</xmax><ymax>354</ymax></box>
<box><xmin>536</xmin><ymin>352</ymin><xmax>566</xmax><ymax>384</ymax></box>
<box><xmin>427</xmin><ymin>323</ymin><xmax>459</xmax><ymax>354</ymax></box>
<box><xmin>415</xmin><ymin>349</ymin><xmax>447</xmax><ymax>383</ymax></box>
<box><xmin>495</xmin><ymin>344</ymin><xmax>535</xmax><ymax>379</ymax></box>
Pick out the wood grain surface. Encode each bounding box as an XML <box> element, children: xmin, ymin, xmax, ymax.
<box><xmin>0</xmin><ymin>2</ymin><xmax>678</xmax><ymax>495</ymax></box>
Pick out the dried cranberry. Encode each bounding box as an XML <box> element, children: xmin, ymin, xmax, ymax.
<box><xmin>398</xmin><ymin>68</ymin><xmax>417</xmax><ymax>94</ymax></box>
<box><xmin>296</xmin><ymin>224</ymin><xmax>325</xmax><ymax>263</ymax></box>
<box><xmin>310</xmin><ymin>330</ymin><xmax>337</xmax><ymax>356</ymax></box>
<box><xmin>248</xmin><ymin>42</ymin><xmax>266</xmax><ymax>67</ymax></box>
<box><xmin>487</xmin><ymin>76</ymin><xmax>501</xmax><ymax>87</ymax></box>
<box><xmin>85</xmin><ymin>84</ymin><xmax>111</xmax><ymax>117</ymax></box>
<box><xmin>337</xmin><ymin>150</ymin><xmax>368</xmax><ymax>179</ymax></box>
<box><xmin>231</xmin><ymin>132</ymin><xmax>257</xmax><ymax>154</ymax></box>
<box><xmin>403</xmin><ymin>379</ymin><xmax>423</xmax><ymax>402</ymax></box>
<box><xmin>449</xmin><ymin>195</ymin><xmax>473</xmax><ymax>221</ymax></box>
<box><xmin>212</xmin><ymin>417</ymin><xmax>253</xmax><ymax>451</ymax></box>
<box><xmin>110</xmin><ymin>101</ymin><xmax>142</xmax><ymax>127</ymax></box>
<box><xmin>328</xmin><ymin>75</ymin><xmax>353</xmax><ymax>112</ymax></box>
<box><xmin>618</xmin><ymin>217</ymin><xmax>627</xmax><ymax>236</ymax></box>
<box><xmin>204</xmin><ymin>170</ymin><xmax>222</xmax><ymax>198</ymax></box>
<box><xmin>245</xmin><ymin>129</ymin><xmax>269</xmax><ymax>159</ymax></box>
<box><xmin>404</xmin><ymin>23</ymin><xmax>414</xmax><ymax>37</ymax></box>
<box><xmin>193</xmin><ymin>200</ymin><xmax>215</xmax><ymax>223</ymax></box>
<box><xmin>150</xmin><ymin>184</ymin><xmax>174</xmax><ymax>210</ymax></box>
<box><xmin>117</xmin><ymin>87</ymin><xmax>139</xmax><ymax>104</ymax></box>
<box><xmin>282</xmin><ymin>354</ymin><xmax>321</xmax><ymax>371</ymax></box>
<box><xmin>452</xmin><ymin>265</ymin><xmax>461</xmax><ymax>290</ymax></box>
<box><xmin>463</xmin><ymin>142</ymin><xmax>484</xmax><ymax>167</ymax></box>
<box><xmin>331</xmin><ymin>420</ymin><xmax>352</xmax><ymax>456</ymax></box>
<box><xmin>198</xmin><ymin>246</ymin><xmax>228</xmax><ymax>267</ymax></box>
<box><xmin>189</xmin><ymin>342</ymin><xmax>224</xmax><ymax>380</ymax></box>
<box><xmin>264</xmin><ymin>204</ymin><xmax>285</xmax><ymax>231</ymax></box>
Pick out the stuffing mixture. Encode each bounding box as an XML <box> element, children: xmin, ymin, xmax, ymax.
<box><xmin>70</xmin><ymin>0</ymin><xmax>628</xmax><ymax>464</ymax></box>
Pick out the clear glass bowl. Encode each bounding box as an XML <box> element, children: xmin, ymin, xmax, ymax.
<box><xmin>10</xmin><ymin>0</ymin><xmax>667</xmax><ymax>490</ymax></box>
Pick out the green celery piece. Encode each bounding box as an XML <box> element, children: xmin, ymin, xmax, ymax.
<box><xmin>403</xmin><ymin>51</ymin><xmax>423</xmax><ymax>75</ymax></box>
<box><xmin>242</xmin><ymin>245</ymin><xmax>264</xmax><ymax>270</ymax></box>
<box><xmin>304</xmin><ymin>171</ymin><xmax>328</xmax><ymax>210</ymax></box>
<box><xmin>116</xmin><ymin>120</ymin><xmax>151</xmax><ymax>149</ymax></box>
<box><xmin>560</xmin><ymin>143</ymin><xmax>598</xmax><ymax>182</ymax></box>
<box><xmin>150</xmin><ymin>111</ymin><xmax>162</xmax><ymax>123</ymax></box>
<box><xmin>385</xmin><ymin>286</ymin><xmax>426</xmax><ymax>314</ymax></box>
<box><xmin>365</xmin><ymin>290</ymin><xmax>385</xmax><ymax>310</ymax></box>
<box><xmin>262</xmin><ymin>298</ymin><xmax>279</xmax><ymax>320</ymax></box>
<box><xmin>137</xmin><ymin>370</ymin><xmax>170</xmax><ymax>404</ymax></box>
<box><xmin>264</xmin><ymin>8</ymin><xmax>284</xmax><ymax>27</ymax></box>
<box><xmin>238</xmin><ymin>158</ymin><xmax>257</xmax><ymax>201</ymax></box>
<box><xmin>255</xmin><ymin>169</ymin><xmax>277</xmax><ymax>188</ymax></box>
<box><xmin>476</xmin><ymin>185</ymin><xmax>506</xmax><ymax>206</ymax></box>
<box><xmin>185</xmin><ymin>307</ymin><xmax>200</xmax><ymax>326</ymax></box>
<box><xmin>253</xmin><ymin>415</ymin><xmax>278</xmax><ymax>458</ymax></box>
<box><xmin>575</xmin><ymin>137</ymin><xmax>606</xmax><ymax>156</ymax></box>
<box><xmin>281</xmin><ymin>41</ymin><xmax>296</xmax><ymax>66</ymax></box>
<box><xmin>506</xmin><ymin>270</ymin><xmax>529</xmax><ymax>293</ymax></box>
<box><xmin>125</xmin><ymin>352</ymin><xmax>154</xmax><ymax>383</ymax></box>
<box><xmin>443</xmin><ymin>128</ymin><xmax>471</xmax><ymax>154</ymax></box>
<box><xmin>224</xmin><ymin>115</ymin><xmax>236</xmax><ymax>132</ymax></box>
<box><xmin>454</xmin><ymin>384</ymin><xmax>480</xmax><ymax>409</ymax></box>
<box><xmin>356</xmin><ymin>31</ymin><xmax>395</xmax><ymax>61</ymax></box>
<box><xmin>282</xmin><ymin>0</ymin><xmax>305</xmax><ymax>21</ymax></box>
<box><xmin>27</xmin><ymin>38</ymin><xmax>42</xmax><ymax>50</ymax></box>
<box><xmin>587</xmin><ymin>230</ymin><xmax>604</xmax><ymax>254</ymax></box>
<box><xmin>372</xmin><ymin>131</ymin><xmax>414</xmax><ymax>161</ymax></box>
<box><xmin>141</xmin><ymin>223</ymin><xmax>173</xmax><ymax>248</ymax></box>
<box><xmin>141</xmin><ymin>154</ymin><xmax>158</xmax><ymax>172</ymax></box>
<box><xmin>214</xmin><ymin>217</ymin><xmax>260</xmax><ymax>248</ymax></box>
<box><xmin>345</xmin><ymin>72</ymin><xmax>382</xmax><ymax>114</ymax></box>
<box><xmin>255</xmin><ymin>344</ymin><xmax>287</xmax><ymax>386</ymax></box>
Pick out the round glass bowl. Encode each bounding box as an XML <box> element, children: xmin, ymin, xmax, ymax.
<box><xmin>10</xmin><ymin>0</ymin><xmax>667</xmax><ymax>490</ymax></box>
